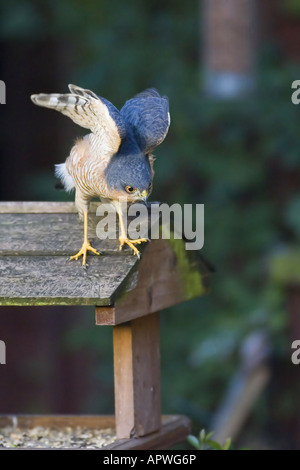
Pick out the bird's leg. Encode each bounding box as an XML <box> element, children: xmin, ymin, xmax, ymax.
<box><xmin>69</xmin><ymin>210</ymin><xmax>100</xmax><ymax>266</ymax></box>
<box><xmin>117</xmin><ymin>205</ymin><xmax>148</xmax><ymax>258</ymax></box>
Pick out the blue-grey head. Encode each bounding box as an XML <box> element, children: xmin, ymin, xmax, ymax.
<box><xmin>105</xmin><ymin>151</ymin><xmax>152</xmax><ymax>202</ymax></box>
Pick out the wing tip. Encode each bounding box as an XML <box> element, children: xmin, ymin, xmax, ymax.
<box><xmin>30</xmin><ymin>93</ymin><xmax>58</xmax><ymax>108</ymax></box>
<box><xmin>133</xmin><ymin>88</ymin><xmax>169</xmax><ymax>103</ymax></box>
<box><xmin>68</xmin><ymin>83</ymin><xmax>79</xmax><ymax>94</ymax></box>
<box><xmin>134</xmin><ymin>88</ymin><xmax>160</xmax><ymax>99</ymax></box>
<box><xmin>30</xmin><ymin>94</ymin><xmax>39</xmax><ymax>104</ymax></box>
<box><xmin>68</xmin><ymin>83</ymin><xmax>100</xmax><ymax>101</ymax></box>
<box><xmin>30</xmin><ymin>93</ymin><xmax>49</xmax><ymax>107</ymax></box>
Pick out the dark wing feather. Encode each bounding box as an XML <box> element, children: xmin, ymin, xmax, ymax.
<box><xmin>120</xmin><ymin>88</ymin><xmax>170</xmax><ymax>153</ymax></box>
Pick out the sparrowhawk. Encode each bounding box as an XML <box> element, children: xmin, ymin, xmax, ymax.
<box><xmin>31</xmin><ymin>85</ymin><xmax>170</xmax><ymax>266</ymax></box>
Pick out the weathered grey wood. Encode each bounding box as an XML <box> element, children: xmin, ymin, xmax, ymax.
<box><xmin>0</xmin><ymin>201</ymin><xmax>212</xmax><ymax>307</ymax></box>
<box><xmin>0</xmin><ymin>202</ymin><xmax>144</xmax><ymax>305</ymax></box>
<box><xmin>0</xmin><ymin>201</ymin><xmax>99</xmax><ymax>214</ymax></box>
<box><xmin>0</xmin><ymin>213</ymin><xmax>121</xmax><ymax>255</ymax></box>
<box><xmin>0</xmin><ymin>255</ymin><xmax>137</xmax><ymax>306</ymax></box>
<box><xmin>113</xmin><ymin>313</ymin><xmax>161</xmax><ymax>438</ymax></box>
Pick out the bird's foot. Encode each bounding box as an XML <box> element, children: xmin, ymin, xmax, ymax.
<box><xmin>69</xmin><ymin>240</ymin><xmax>100</xmax><ymax>266</ymax></box>
<box><xmin>118</xmin><ymin>236</ymin><xmax>148</xmax><ymax>258</ymax></box>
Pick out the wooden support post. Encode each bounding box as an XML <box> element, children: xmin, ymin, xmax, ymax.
<box><xmin>113</xmin><ymin>312</ymin><xmax>161</xmax><ymax>439</ymax></box>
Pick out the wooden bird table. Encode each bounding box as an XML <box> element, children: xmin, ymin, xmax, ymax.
<box><xmin>0</xmin><ymin>201</ymin><xmax>212</xmax><ymax>450</ymax></box>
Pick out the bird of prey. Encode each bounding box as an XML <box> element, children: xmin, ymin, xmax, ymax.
<box><xmin>31</xmin><ymin>85</ymin><xmax>170</xmax><ymax>266</ymax></box>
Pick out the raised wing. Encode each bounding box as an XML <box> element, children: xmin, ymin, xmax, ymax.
<box><xmin>31</xmin><ymin>84</ymin><xmax>126</xmax><ymax>156</ymax></box>
<box><xmin>120</xmin><ymin>88</ymin><xmax>170</xmax><ymax>154</ymax></box>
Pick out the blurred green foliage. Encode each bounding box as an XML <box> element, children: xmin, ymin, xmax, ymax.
<box><xmin>188</xmin><ymin>429</ymin><xmax>232</xmax><ymax>451</ymax></box>
<box><xmin>283</xmin><ymin>0</ymin><xmax>300</xmax><ymax>16</ymax></box>
<box><xmin>1</xmin><ymin>0</ymin><xmax>300</xmax><ymax>446</ymax></box>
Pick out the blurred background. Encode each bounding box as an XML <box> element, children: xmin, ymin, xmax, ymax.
<box><xmin>0</xmin><ymin>0</ymin><xmax>300</xmax><ymax>450</ymax></box>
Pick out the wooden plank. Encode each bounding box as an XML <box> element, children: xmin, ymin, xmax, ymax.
<box><xmin>96</xmin><ymin>238</ymin><xmax>212</xmax><ymax>325</ymax></box>
<box><xmin>0</xmin><ymin>213</ymin><xmax>122</xmax><ymax>255</ymax></box>
<box><xmin>0</xmin><ymin>203</ymin><xmax>148</xmax><ymax>305</ymax></box>
<box><xmin>0</xmin><ymin>200</ymin><xmax>156</xmax><ymax>214</ymax></box>
<box><xmin>130</xmin><ymin>313</ymin><xmax>161</xmax><ymax>437</ymax></box>
<box><xmin>113</xmin><ymin>323</ymin><xmax>134</xmax><ymax>438</ymax></box>
<box><xmin>0</xmin><ymin>414</ymin><xmax>115</xmax><ymax>430</ymax></box>
<box><xmin>0</xmin><ymin>414</ymin><xmax>191</xmax><ymax>450</ymax></box>
<box><xmin>0</xmin><ymin>201</ymin><xmax>100</xmax><ymax>214</ymax></box>
<box><xmin>106</xmin><ymin>415</ymin><xmax>191</xmax><ymax>450</ymax></box>
<box><xmin>0</xmin><ymin>201</ymin><xmax>212</xmax><ymax>306</ymax></box>
<box><xmin>113</xmin><ymin>313</ymin><xmax>161</xmax><ymax>438</ymax></box>
<box><xmin>0</xmin><ymin>255</ymin><xmax>137</xmax><ymax>306</ymax></box>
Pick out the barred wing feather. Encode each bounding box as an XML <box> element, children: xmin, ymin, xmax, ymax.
<box><xmin>31</xmin><ymin>84</ymin><xmax>126</xmax><ymax>156</ymax></box>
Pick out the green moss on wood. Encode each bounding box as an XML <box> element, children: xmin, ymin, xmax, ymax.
<box><xmin>161</xmin><ymin>226</ymin><xmax>209</xmax><ymax>299</ymax></box>
<box><xmin>0</xmin><ymin>297</ymin><xmax>112</xmax><ymax>307</ymax></box>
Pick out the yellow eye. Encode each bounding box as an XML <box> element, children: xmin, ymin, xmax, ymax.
<box><xmin>125</xmin><ymin>186</ymin><xmax>136</xmax><ymax>194</ymax></box>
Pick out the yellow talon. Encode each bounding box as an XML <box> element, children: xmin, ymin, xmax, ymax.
<box><xmin>69</xmin><ymin>240</ymin><xmax>100</xmax><ymax>266</ymax></box>
<box><xmin>68</xmin><ymin>210</ymin><xmax>101</xmax><ymax>266</ymax></box>
<box><xmin>118</xmin><ymin>237</ymin><xmax>148</xmax><ymax>257</ymax></box>
<box><xmin>116</xmin><ymin>203</ymin><xmax>148</xmax><ymax>258</ymax></box>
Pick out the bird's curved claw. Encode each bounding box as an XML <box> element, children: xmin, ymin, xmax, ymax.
<box><xmin>68</xmin><ymin>240</ymin><xmax>101</xmax><ymax>266</ymax></box>
<box><xmin>118</xmin><ymin>236</ymin><xmax>148</xmax><ymax>257</ymax></box>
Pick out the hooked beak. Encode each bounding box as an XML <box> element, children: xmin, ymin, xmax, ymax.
<box><xmin>140</xmin><ymin>190</ymin><xmax>148</xmax><ymax>202</ymax></box>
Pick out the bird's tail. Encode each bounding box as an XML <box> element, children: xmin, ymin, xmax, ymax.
<box><xmin>55</xmin><ymin>163</ymin><xmax>75</xmax><ymax>192</ymax></box>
